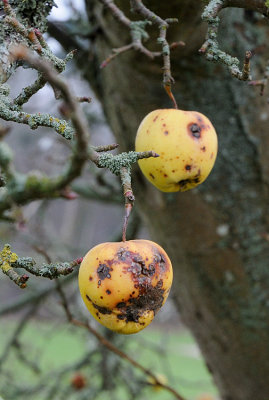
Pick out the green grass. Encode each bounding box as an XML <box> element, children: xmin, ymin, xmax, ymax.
<box><xmin>0</xmin><ymin>320</ymin><xmax>217</xmax><ymax>400</ymax></box>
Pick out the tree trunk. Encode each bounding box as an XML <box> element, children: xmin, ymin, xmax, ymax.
<box><xmin>85</xmin><ymin>1</ymin><xmax>269</xmax><ymax>399</ymax></box>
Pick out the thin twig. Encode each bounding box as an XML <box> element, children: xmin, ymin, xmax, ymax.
<box><xmin>57</xmin><ymin>283</ymin><xmax>187</xmax><ymax>400</ymax></box>
<box><xmin>130</xmin><ymin>0</ymin><xmax>179</xmax><ymax>107</ymax></box>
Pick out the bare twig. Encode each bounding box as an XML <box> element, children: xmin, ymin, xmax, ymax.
<box><xmin>130</xmin><ymin>0</ymin><xmax>178</xmax><ymax>107</ymax></box>
<box><xmin>249</xmin><ymin>59</ymin><xmax>269</xmax><ymax>95</ymax></box>
<box><xmin>98</xmin><ymin>0</ymin><xmax>182</xmax><ymax>102</ymax></box>
<box><xmin>57</xmin><ymin>283</ymin><xmax>187</xmax><ymax>400</ymax></box>
<box><xmin>0</xmin><ymin>303</ymin><xmax>40</xmax><ymax>370</ymax></box>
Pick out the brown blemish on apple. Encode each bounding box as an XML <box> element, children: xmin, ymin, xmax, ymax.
<box><xmin>106</xmin><ymin>289</ymin><xmax>111</xmax><ymax>294</ymax></box>
<box><xmin>162</xmin><ymin>123</ymin><xmax>166</xmax><ymax>127</ymax></box>
<box><xmin>195</xmin><ymin>113</ymin><xmax>204</xmax><ymax>123</ymax></box>
<box><xmin>185</xmin><ymin>164</ymin><xmax>192</xmax><ymax>171</ymax></box>
<box><xmin>178</xmin><ymin>169</ymin><xmax>201</xmax><ymax>187</ymax></box>
<box><xmin>164</xmin><ymin>130</ymin><xmax>169</xmax><ymax>135</ymax></box>
<box><xmin>149</xmin><ymin>173</ymin><xmax>155</xmax><ymax>179</ymax></box>
<box><xmin>172</xmin><ymin>169</ymin><xmax>175</xmax><ymax>173</ymax></box>
<box><xmin>89</xmin><ymin>276</ymin><xmax>93</xmax><ymax>281</ymax></box>
<box><xmin>188</xmin><ymin>123</ymin><xmax>201</xmax><ymax>139</ymax></box>
<box><xmin>164</xmin><ymin>173</ymin><xmax>168</xmax><ymax>177</ymax></box>
<box><xmin>97</xmin><ymin>264</ymin><xmax>112</xmax><ymax>280</ymax></box>
<box><xmin>153</xmin><ymin>115</ymin><xmax>159</xmax><ymax>122</ymax></box>
<box><xmin>210</xmin><ymin>152</ymin><xmax>214</xmax><ymax>159</ymax></box>
<box><xmin>201</xmin><ymin>146</ymin><xmax>206</xmax><ymax>152</ymax></box>
<box><xmin>116</xmin><ymin>279</ymin><xmax>165</xmax><ymax>323</ymax></box>
<box><xmin>86</xmin><ymin>294</ymin><xmax>112</xmax><ymax>315</ymax></box>
<box><xmin>178</xmin><ymin>179</ymin><xmax>193</xmax><ymax>188</ymax></box>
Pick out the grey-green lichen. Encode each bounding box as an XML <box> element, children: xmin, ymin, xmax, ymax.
<box><xmin>0</xmin><ymin>0</ymin><xmax>60</xmax><ymax>85</ymax></box>
<box><xmin>201</xmin><ymin>0</ymin><xmax>251</xmax><ymax>80</ymax></box>
<box><xmin>98</xmin><ymin>151</ymin><xmax>146</xmax><ymax>175</ymax></box>
<box><xmin>130</xmin><ymin>20</ymin><xmax>151</xmax><ymax>42</ymax></box>
<box><xmin>0</xmin><ymin>0</ymin><xmax>56</xmax><ymax>31</ymax></box>
<box><xmin>0</xmin><ymin>85</ymin><xmax>75</xmax><ymax>139</ymax></box>
<box><xmin>13</xmin><ymin>257</ymin><xmax>76</xmax><ymax>279</ymax></box>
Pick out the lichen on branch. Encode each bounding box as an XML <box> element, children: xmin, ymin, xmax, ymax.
<box><xmin>200</xmin><ymin>0</ymin><xmax>255</xmax><ymax>80</ymax></box>
<box><xmin>0</xmin><ymin>1</ymin><xmax>163</xmax><ymax>277</ymax></box>
<box><xmin>0</xmin><ymin>243</ymin><xmax>83</xmax><ymax>288</ymax></box>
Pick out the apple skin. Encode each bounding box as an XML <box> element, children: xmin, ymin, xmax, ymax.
<box><xmin>78</xmin><ymin>240</ymin><xmax>173</xmax><ymax>334</ymax></box>
<box><xmin>135</xmin><ymin>109</ymin><xmax>218</xmax><ymax>192</ymax></box>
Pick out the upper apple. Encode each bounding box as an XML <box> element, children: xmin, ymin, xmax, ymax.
<box><xmin>135</xmin><ymin>109</ymin><xmax>218</xmax><ymax>192</ymax></box>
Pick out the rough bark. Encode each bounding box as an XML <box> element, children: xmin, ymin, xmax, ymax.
<box><xmin>83</xmin><ymin>1</ymin><xmax>269</xmax><ymax>399</ymax></box>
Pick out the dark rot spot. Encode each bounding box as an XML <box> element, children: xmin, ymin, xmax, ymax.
<box><xmin>188</xmin><ymin>123</ymin><xmax>201</xmax><ymax>138</ymax></box>
<box><xmin>98</xmin><ymin>280</ymin><xmax>101</xmax><ymax>285</ymax></box>
<box><xmin>86</xmin><ymin>295</ymin><xmax>112</xmax><ymax>315</ymax></box>
<box><xmin>164</xmin><ymin>174</ymin><xmax>168</xmax><ymax>178</ymax></box>
<box><xmin>116</xmin><ymin>302</ymin><xmax>126</xmax><ymax>308</ymax></box>
<box><xmin>125</xmin><ymin>308</ymin><xmax>140</xmax><ymax>323</ymax></box>
<box><xmin>172</xmin><ymin>170</ymin><xmax>176</xmax><ymax>173</ymax></box>
<box><xmin>131</xmin><ymin>280</ymin><xmax>165</xmax><ymax>315</ymax></box>
<box><xmin>89</xmin><ymin>276</ymin><xmax>93</xmax><ymax>281</ymax></box>
<box><xmin>162</xmin><ymin>123</ymin><xmax>166</xmax><ymax>127</ymax></box>
<box><xmin>153</xmin><ymin>115</ymin><xmax>159</xmax><ymax>122</ymax></box>
<box><xmin>201</xmin><ymin>146</ymin><xmax>206</xmax><ymax>152</ymax></box>
<box><xmin>117</xmin><ymin>248</ymin><xmax>130</xmax><ymax>261</ymax></box>
<box><xmin>97</xmin><ymin>264</ymin><xmax>112</xmax><ymax>280</ymax></box>
<box><xmin>141</xmin><ymin>263</ymin><xmax>155</xmax><ymax>276</ymax></box>
<box><xmin>149</xmin><ymin>173</ymin><xmax>155</xmax><ymax>180</ymax></box>
<box><xmin>164</xmin><ymin>130</ymin><xmax>169</xmax><ymax>135</ymax></box>
<box><xmin>106</xmin><ymin>289</ymin><xmax>111</xmax><ymax>295</ymax></box>
<box><xmin>185</xmin><ymin>164</ymin><xmax>192</xmax><ymax>171</ymax></box>
<box><xmin>100</xmin><ymin>296</ymin><xmax>103</xmax><ymax>299</ymax></box>
<box><xmin>93</xmin><ymin>304</ymin><xmax>112</xmax><ymax>315</ymax></box>
<box><xmin>178</xmin><ymin>179</ymin><xmax>192</xmax><ymax>188</ymax></box>
<box><xmin>154</xmin><ymin>253</ymin><xmax>167</xmax><ymax>270</ymax></box>
<box><xmin>194</xmin><ymin>169</ymin><xmax>201</xmax><ymax>183</ymax></box>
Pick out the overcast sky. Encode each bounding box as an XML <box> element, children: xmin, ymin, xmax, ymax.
<box><xmin>49</xmin><ymin>0</ymin><xmax>86</xmax><ymax>21</ymax></box>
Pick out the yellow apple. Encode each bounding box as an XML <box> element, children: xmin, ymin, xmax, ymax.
<box><xmin>135</xmin><ymin>109</ymin><xmax>218</xmax><ymax>192</ymax></box>
<box><xmin>78</xmin><ymin>240</ymin><xmax>173</xmax><ymax>334</ymax></box>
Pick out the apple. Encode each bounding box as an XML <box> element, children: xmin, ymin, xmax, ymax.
<box><xmin>135</xmin><ymin>109</ymin><xmax>218</xmax><ymax>192</ymax></box>
<box><xmin>78</xmin><ymin>240</ymin><xmax>173</xmax><ymax>334</ymax></box>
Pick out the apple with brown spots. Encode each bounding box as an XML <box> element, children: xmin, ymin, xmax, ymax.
<box><xmin>135</xmin><ymin>109</ymin><xmax>218</xmax><ymax>192</ymax></box>
<box><xmin>78</xmin><ymin>240</ymin><xmax>173</xmax><ymax>334</ymax></box>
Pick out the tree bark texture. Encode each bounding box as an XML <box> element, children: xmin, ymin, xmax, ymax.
<box><xmin>84</xmin><ymin>1</ymin><xmax>269</xmax><ymax>399</ymax></box>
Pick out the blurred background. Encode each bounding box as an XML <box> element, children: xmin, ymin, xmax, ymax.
<box><xmin>0</xmin><ymin>1</ymin><xmax>218</xmax><ymax>399</ymax></box>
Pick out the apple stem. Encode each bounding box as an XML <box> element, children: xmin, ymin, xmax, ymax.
<box><xmin>122</xmin><ymin>203</ymin><xmax>133</xmax><ymax>242</ymax></box>
<box><xmin>120</xmin><ymin>167</ymin><xmax>135</xmax><ymax>242</ymax></box>
<box><xmin>164</xmin><ymin>84</ymin><xmax>178</xmax><ymax>109</ymax></box>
